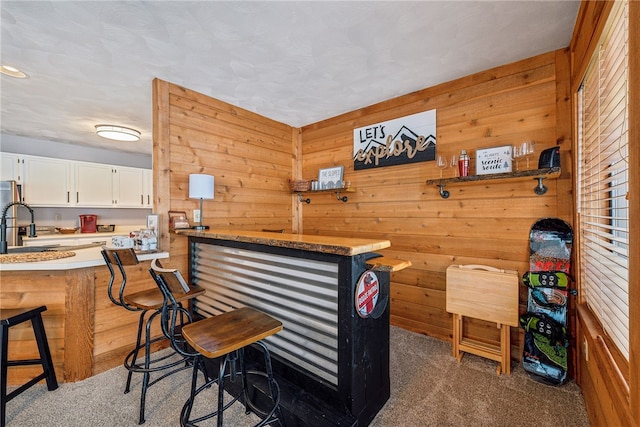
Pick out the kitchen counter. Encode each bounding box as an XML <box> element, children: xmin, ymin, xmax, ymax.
<box><xmin>21</xmin><ymin>225</ymin><xmax>144</xmax><ymax>245</ymax></box>
<box><xmin>0</xmin><ymin>246</ymin><xmax>167</xmax><ymax>271</ymax></box>
<box><xmin>1</xmin><ymin>247</ymin><xmax>169</xmax><ymax>385</ymax></box>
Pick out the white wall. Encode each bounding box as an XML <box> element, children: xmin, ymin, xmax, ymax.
<box><xmin>0</xmin><ymin>133</ymin><xmax>151</xmax><ymax>168</ymax></box>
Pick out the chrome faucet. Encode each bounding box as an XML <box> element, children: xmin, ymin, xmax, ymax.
<box><xmin>1</xmin><ymin>201</ymin><xmax>37</xmax><ymax>254</ymax></box>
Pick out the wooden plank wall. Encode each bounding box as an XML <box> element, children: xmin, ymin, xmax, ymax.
<box><xmin>152</xmin><ymin>79</ymin><xmax>297</xmax><ymax>273</ymax></box>
<box><xmin>300</xmin><ymin>51</ymin><xmax>573</xmax><ymax>358</ymax></box>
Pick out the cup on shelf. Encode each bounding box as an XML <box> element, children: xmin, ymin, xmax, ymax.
<box><xmin>511</xmin><ymin>145</ymin><xmax>521</xmax><ymax>171</ymax></box>
<box><xmin>436</xmin><ymin>154</ymin><xmax>447</xmax><ymax>178</ymax></box>
<box><xmin>521</xmin><ymin>140</ymin><xmax>535</xmax><ymax>169</ymax></box>
<box><xmin>450</xmin><ymin>155</ymin><xmax>458</xmax><ymax>177</ymax></box>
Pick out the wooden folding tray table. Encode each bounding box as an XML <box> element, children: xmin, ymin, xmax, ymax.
<box><xmin>446</xmin><ymin>264</ymin><xmax>519</xmax><ymax>375</ymax></box>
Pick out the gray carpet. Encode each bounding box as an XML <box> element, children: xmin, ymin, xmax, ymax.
<box><xmin>5</xmin><ymin>326</ymin><xmax>589</xmax><ymax>426</ymax></box>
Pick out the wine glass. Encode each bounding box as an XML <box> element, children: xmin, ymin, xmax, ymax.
<box><xmin>450</xmin><ymin>155</ymin><xmax>458</xmax><ymax>177</ymax></box>
<box><xmin>436</xmin><ymin>154</ymin><xmax>447</xmax><ymax>178</ymax></box>
<box><xmin>511</xmin><ymin>145</ymin><xmax>521</xmax><ymax>171</ymax></box>
<box><xmin>521</xmin><ymin>141</ymin><xmax>535</xmax><ymax>169</ymax></box>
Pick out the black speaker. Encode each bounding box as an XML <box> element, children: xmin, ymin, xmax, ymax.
<box><xmin>538</xmin><ymin>146</ymin><xmax>560</xmax><ymax>169</ymax></box>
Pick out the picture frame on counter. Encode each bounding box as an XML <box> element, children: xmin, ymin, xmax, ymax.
<box><xmin>146</xmin><ymin>213</ymin><xmax>159</xmax><ymax>230</ymax></box>
<box><xmin>318</xmin><ymin>166</ymin><xmax>344</xmax><ymax>190</ymax></box>
<box><xmin>168</xmin><ymin>211</ymin><xmax>190</xmax><ymax>231</ymax></box>
<box><xmin>476</xmin><ymin>145</ymin><xmax>513</xmax><ymax>175</ymax></box>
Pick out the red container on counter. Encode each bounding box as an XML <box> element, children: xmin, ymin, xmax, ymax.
<box><xmin>79</xmin><ymin>214</ymin><xmax>98</xmax><ymax>233</ymax></box>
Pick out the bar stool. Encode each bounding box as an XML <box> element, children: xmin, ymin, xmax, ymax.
<box><xmin>1</xmin><ymin>306</ymin><xmax>58</xmax><ymax>427</ymax></box>
<box><xmin>149</xmin><ymin>266</ymin><xmax>284</xmax><ymax>427</ymax></box>
<box><xmin>101</xmin><ymin>248</ymin><xmax>205</xmax><ymax>424</ymax></box>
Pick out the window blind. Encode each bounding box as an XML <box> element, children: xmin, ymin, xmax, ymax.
<box><xmin>577</xmin><ymin>0</ymin><xmax>629</xmax><ymax>360</ymax></box>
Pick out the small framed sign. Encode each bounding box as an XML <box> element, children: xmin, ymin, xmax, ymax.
<box><xmin>146</xmin><ymin>213</ymin><xmax>159</xmax><ymax>230</ymax></box>
<box><xmin>476</xmin><ymin>145</ymin><xmax>512</xmax><ymax>175</ymax></box>
<box><xmin>318</xmin><ymin>166</ymin><xmax>344</xmax><ymax>190</ymax></box>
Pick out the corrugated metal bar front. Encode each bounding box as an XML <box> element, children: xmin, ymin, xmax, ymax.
<box><xmin>191</xmin><ymin>242</ymin><xmax>340</xmax><ymax>385</ymax></box>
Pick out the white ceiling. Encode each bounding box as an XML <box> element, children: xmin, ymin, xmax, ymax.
<box><xmin>0</xmin><ymin>1</ymin><xmax>580</xmax><ymax>155</ymax></box>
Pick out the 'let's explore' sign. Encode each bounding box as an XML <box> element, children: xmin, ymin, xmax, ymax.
<box><xmin>353</xmin><ymin>110</ymin><xmax>436</xmax><ymax>170</ymax></box>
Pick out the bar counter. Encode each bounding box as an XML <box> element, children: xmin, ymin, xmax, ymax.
<box><xmin>176</xmin><ymin>229</ymin><xmax>404</xmax><ymax>426</ymax></box>
<box><xmin>176</xmin><ymin>228</ymin><xmax>391</xmax><ymax>255</ymax></box>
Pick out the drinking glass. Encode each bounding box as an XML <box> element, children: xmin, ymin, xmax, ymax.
<box><xmin>450</xmin><ymin>155</ymin><xmax>458</xmax><ymax>177</ymax></box>
<box><xmin>511</xmin><ymin>145</ymin><xmax>520</xmax><ymax>171</ymax></box>
<box><xmin>436</xmin><ymin>155</ymin><xmax>447</xmax><ymax>178</ymax></box>
<box><xmin>521</xmin><ymin>141</ymin><xmax>535</xmax><ymax>169</ymax></box>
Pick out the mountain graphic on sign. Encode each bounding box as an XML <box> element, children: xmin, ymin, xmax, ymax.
<box><xmin>392</xmin><ymin>126</ymin><xmax>435</xmax><ymax>149</ymax></box>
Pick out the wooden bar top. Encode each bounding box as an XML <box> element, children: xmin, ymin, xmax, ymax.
<box><xmin>175</xmin><ymin>229</ymin><xmax>391</xmax><ymax>256</ymax></box>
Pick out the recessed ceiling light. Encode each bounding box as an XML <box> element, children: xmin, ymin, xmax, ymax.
<box><xmin>0</xmin><ymin>65</ymin><xmax>28</xmax><ymax>78</ymax></box>
<box><xmin>95</xmin><ymin>125</ymin><xmax>141</xmax><ymax>142</ymax></box>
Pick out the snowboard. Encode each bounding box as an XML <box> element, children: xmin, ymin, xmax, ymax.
<box><xmin>520</xmin><ymin>218</ymin><xmax>573</xmax><ymax>385</ymax></box>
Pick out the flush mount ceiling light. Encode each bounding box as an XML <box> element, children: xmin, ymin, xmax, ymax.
<box><xmin>0</xmin><ymin>65</ymin><xmax>28</xmax><ymax>78</ymax></box>
<box><xmin>95</xmin><ymin>125</ymin><xmax>141</xmax><ymax>142</ymax></box>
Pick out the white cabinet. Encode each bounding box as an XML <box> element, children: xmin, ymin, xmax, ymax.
<box><xmin>143</xmin><ymin>169</ymin><xmax>153</xmax><ymax>208</ymax></box>
<box><xmin>113</xmin><ymin>166</ymin><xmax>146</xmax><ymax>207</ymax></box>
<box><xmin>76</xmin><ymin>163</ymin><xmax>151</xmax><ymax>208</ymax></box>
<box><xmin>75</xmin><ymin>162</ymin><xmax>114</xmax><ymax>207</ymax></box>
<box><xmin>0</xmin><ymin>152</ymin><xmax>24</xmax><ymax>183</ymax></box>
<box><xmin>13</xmin><ymin>154</ymin><xmax>151</xmax><ymax>208</ymax></box>
<box><xmin>23</xmin><ymin>156</ymin><xmax>73</xmax><ymax>206</ymax></box>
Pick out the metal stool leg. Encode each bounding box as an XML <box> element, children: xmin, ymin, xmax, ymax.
<box><xmin>31</xmin><ymin>312</ymin><xmax>58</xmax><ymax>391</ymax></box>
<box><xmin>125</xmin><ymin>309</ymin><xmax>148</xmax><ymax>394</ymax></box>
<box><xmin>1</xmin><ymin>322</ymin><xmax>9</xmax><ymax>427</ymax></box>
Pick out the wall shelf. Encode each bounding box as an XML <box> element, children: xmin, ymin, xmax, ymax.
<box><xmin>294</xmin><ymin>187</ymin><xmax>356</xmax><ymax>203</ymax></box>
<box><xmin>426</xmin><ymin>167</ymin><xmax>561</xmax><ymax>199</ymax></box>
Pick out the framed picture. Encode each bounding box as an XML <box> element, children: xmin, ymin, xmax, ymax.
<box><xmin>317</xmin><ymin>166</ymin><xmax>344</xmax><ymax>190</ymax></box>
<box><xmin>146</xmin><ymin>213</ymin><xmax>159</xmax><ymax>230</ymax></box>
<box><xmin>476</xmin><ymin>145</ymin><xmax>513</xmax><ymax>175</ymax></box>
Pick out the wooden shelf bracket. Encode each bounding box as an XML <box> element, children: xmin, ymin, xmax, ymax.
<box><xmin>297</xmin><ymin>194</ymin><xmax>311</xmax><ymax>204</ymax></box>
<box><xmin>534</xmin><ymin>177</ymin><xmax>548</xmax><ymax>195</ymax></box>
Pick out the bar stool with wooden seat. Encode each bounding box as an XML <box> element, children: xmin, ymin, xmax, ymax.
<box><xmin>149</xmin><ymin>266</ymin><xmax>284</xmax><ymax>427</ymax></box>
<box><xmin>1</xmin><ymin>306</ymin><xmax>58</xmax><ymax>427</ymax></box>
<box><xmin>101</xmin><ymin>248</ymin><xmax>205</xmax><ymax>424</ymax></box>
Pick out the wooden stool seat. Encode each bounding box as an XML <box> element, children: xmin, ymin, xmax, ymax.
<box><xmin>182</xmin><ymin>307</ymin><xmax>283</xmax><ymax>359</ymax></box>
<box><xmin>1</xmin><ymin>306</ymin><xmax>58</xmax><ymax>427</ymax></box>
<box><xmin>123</xmin><ymin>285</ymin><xmax>205</xmax><ymax>311</ymax></box>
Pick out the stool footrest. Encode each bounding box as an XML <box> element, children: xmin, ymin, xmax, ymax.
<box><xmin>6</xmin><ymin>358</ymin><xmax>47</xmax><ymax>367</ymax></box>
<box><xmin>5</xmin><ymin>373</ymin><xmax>50</xmax><ymax>402</ymax></box>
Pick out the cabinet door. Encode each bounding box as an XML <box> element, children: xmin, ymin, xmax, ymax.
<box><xmin>114</xmin><ymin>166</ymin><xmax>145</xmax><ymax>207</ymax></box>
<box><xmin>142</xmin><ymin>169</ymin><xmax>153</xmax><ymax>207</ymax></box>
<box><xmin>0</xmin><ymin>152</ymin><xmax>24</xmax><ymax>183</ymax></box>
<box><xmin>23</xmin><ymin>156</ymin><xmax>73</xmax><ymax>206</ymax></box>
<box><xmin>75</xmin><ymin>162</ymin><xmax>114</xmax><ymax>207</ymax></box>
